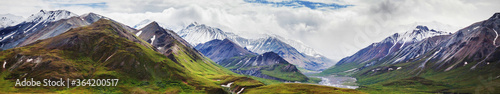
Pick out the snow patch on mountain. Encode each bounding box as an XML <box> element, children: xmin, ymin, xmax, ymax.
<box><xmin>493</xmin><ymin>29</ymin><xmax>498</xmax><ymax>47</ymax></box>
<box><xmin>150</xmin><ymin>35</ymin><xmax>155</xmax><ymax>45</ymax></box>
<box><xmin>0</xmin><ymin>32</ymin><xmax>15</xmax><ymax>42</ymax></box>
<box><xmin>136</xmin><ymin>30</ymin><xmax>143</xmax><ymax>36</ymax></box>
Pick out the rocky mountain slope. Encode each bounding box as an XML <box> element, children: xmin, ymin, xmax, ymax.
<box><xmin>0</xmin><ymin>10</ymin><xmax>104</xmax><ymax>50</ymax></box>
<box><xmin>220</xmin><ymin>52</ymin><xmax>309</xmax><ymax>82</ymax></box>
<box><xmin>196</xmin><ymin>39</ymin><xmax>308</xmax><ymax>82</ymax></box>
<box><xmin>134</xmin><ymin>21</ymin><xmax>201</xmax><ymax>58</ymax></box>
<box><xmin>322</xmin><ymin>25</ymin><xmax>451</xmax><ymax>75</ymax></box>
<box><xmin>195</xmin><ymin>39</ymin><xmax>256</xmax><ymax>62</ymax></box>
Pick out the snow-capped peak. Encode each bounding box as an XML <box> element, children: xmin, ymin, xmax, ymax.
<box><xmin>415</xmin><ymin>25</ymin><xmax>429</xmax><ymax>31</ymax></box>
<box><xmin>187</xmin><ymin>22</ymin><xmax>201</xmax><ymax>28</ymax></box>
<box><xmin>79</xmin><ymin>12</ymin><xmax>106</xmax><ymax>23</ymax></box>
<box><xmin>179</xmin><ymin>22</ymin><xmax>325</xmax><ymax>57</ymax></box>
<box><xmin>24</xmin><ymin>10</ymin><xmax>78</xmax><ymax>23</ymax></box>
<box><xmin>185</xmin><ymin>22</ymin><xmax>213</xmax><ymax>30</ymax></box>
<box><xmin>133</xmin><ymin>19</ymin><xmax>153</xmax><ymax>29</ymax></box>
<box><xmin>0</xmin><ymin>14</ymin><xmax>24</xmax><ymax>28</ymax></box>
<box><xmin>132</xmin><ymin>19</ymin><xmax>171</xmax><ymax>30</ymax></box>
<box><xmin>177</xmin><ymin>22</ymin><xmax>237</xmax><ymax>46</ymax></box>
<box><xmin>266</xmin><ymin>34</ymin><xmax>322</xmax><ymax>57</ymax></box>
<box><xmin>382</xmin><ymin>25</ymin><xmax>451</xmax><ymax>44</ymax></box>
<box><xmin>80</xmin><ymin>12</ymin><xmax>104</xmax><ymax>19</ymax></box>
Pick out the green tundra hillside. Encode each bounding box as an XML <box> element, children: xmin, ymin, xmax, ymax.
<box><xmin>0</xmin><ymin>19</ymin><xmax>238</xmax><ymax>93</ymax></box>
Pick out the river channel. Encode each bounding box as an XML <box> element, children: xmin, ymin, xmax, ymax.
<box><xmin>309</xmin><ymin>75</ymin><xmax>359</xmax><ymax>89</ymax></box>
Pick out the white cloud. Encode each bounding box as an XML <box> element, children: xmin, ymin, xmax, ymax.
<box><xmin>1</xmin><ymin>0</ymin><xmax>499</xmax><ymax>60</ymax></box>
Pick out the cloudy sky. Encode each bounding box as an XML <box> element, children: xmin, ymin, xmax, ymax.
<box><xmin>1</xmin><ymin>0</ymin><xmax>499</xmax><ymax>60</ymax></box>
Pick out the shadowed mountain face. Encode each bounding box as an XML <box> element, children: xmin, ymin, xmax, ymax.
<box><xmin>196</xmin><ymin>39</ymin><xmax>308</xmax><ymax>82</ymax></box>
<box><xmin>320</xmin><ymin>13</ymin><xmax>500</xmax><ymax>93</ymax></box>
<box><xmin>134</xmin><ymin>21</ymin><xmax>210</xmax><ymax>64</ymax></box>
<box><xmin>195</xmin><ymin>39</ymin><xmax>256</xmax><ymax>62</ymax></box>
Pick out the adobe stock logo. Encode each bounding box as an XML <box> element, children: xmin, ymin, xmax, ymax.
<box><xmin>14</xmin><ymin>78</ymin><xmax>119</xmax><ymax>88</ymax></box>
<box><xmin>15</xmin><ymin>78</ymin><xmax>66</xmax><ymax>87</ymax></box>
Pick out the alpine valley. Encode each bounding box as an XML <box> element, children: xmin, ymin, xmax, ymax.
<box><xmin>0</xmin><ymin>8</ymin><xmax>499</xmax><ymax>94</ymax></box>
<box><xmin>0</xmin><ymin>10</ymin><xmax>364</xmax><ymax>94</ymax></box>
<box><xmin>319</xmin><ymin>13</ymin><xmax>500</xmax><ymax>93</ymax></box>
<box><xmin>195</xmin><ymin>39</ymin><xmax>309</xmax><ymax>82</ymax></box>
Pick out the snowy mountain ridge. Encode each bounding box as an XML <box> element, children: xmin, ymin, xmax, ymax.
<box><xmin>266</xmin><ymin>34</ymin><xmax>322</xmax><ymax>58</ymax></box>
<box><xmin>0</xmin><ymin>10</ymin><xmax>105</xmax><ymax>50</ymax></box>
<box><xmin>178</xmin><ymin>22</ymin><xmax>323</xmax><ymax>58</ymax></box>
<box><xmin>133</xmin><ymin>19</ymin><xmax>153</xmax><ymax>29</ymax></box>
<box><xmin>381</xmin><ymin>25</ymin><xmax>451</xmax><ymax>44</ymax></box>
<box><xmin>0</xmin><ymin>14</ymin><xmax>24</xmax><ymax>29</ymax></box>
<box><xmin>24</xmin><ymin>10</ymin><xmax>78</xmax><ymax>23</ymax></box>
<box><xmin>177</xmin><ymin>22</ymin><xmax>241</xmax><ymax>46</ymax></box>
<box><xmin>175</xmin><ymin>22</ymin><xmax>335</xmax><ymax>70</ymax></box>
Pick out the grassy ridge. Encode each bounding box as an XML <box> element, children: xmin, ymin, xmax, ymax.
<box><xmin>259</xmin><ymin>64</ymin><xmax>309</xmax><ymax>82</ymax></box>
<box><xmin>0</xmin><ymin>19</ymin><xmax>229</xmax><ymax>93</ymax></box>
<box><xmin>353</xmin><ymin>57</ymin><xmax>500</xmax><ymax>93</ymax></box>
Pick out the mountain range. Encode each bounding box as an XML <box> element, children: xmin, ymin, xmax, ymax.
<box><xmin>0</xmin><ymin>10</ymin><xmax>259</xmax><ymax>93</ymax></box>
<box><xmin>0</xmin><ymin>10</ymin><xmax>360</xmax><ymax>94</ymax></box>
<box><xmin>158</xmin><ymin>21</ymin><xmax>311</xmax><ymax>82</ymax></box>
<box><xmin>0</xmin><ymin>10</ymin><xmax>105</xmax><ymax>50</ymax></box>
<box><xmin>0</xmin><ymin>18</ymin><xmax>246</xmax><ymax>93</ymax></box>
<box><xmin>176</xmin><ymin>22</ymin><xmax>335</xmax><ymax>71</ymax></box>
<box><xmin>195</xmin><ymin>39</ymin><xmax>309</xmax><ymax>82</ymax></box>
<box><xmin>319</xmin><ymin>13</ymin><xmax>500</xmax><ymax>93</ymax></box>
<box><xmin>1</xmin><ymin>9</ymin><xmax>498</xmax><ymax>93</ymax></box>
<box><xmin>323</xmin><ymin>26</ymin><xmax>451</xmax><ymax>74</ymax></box>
